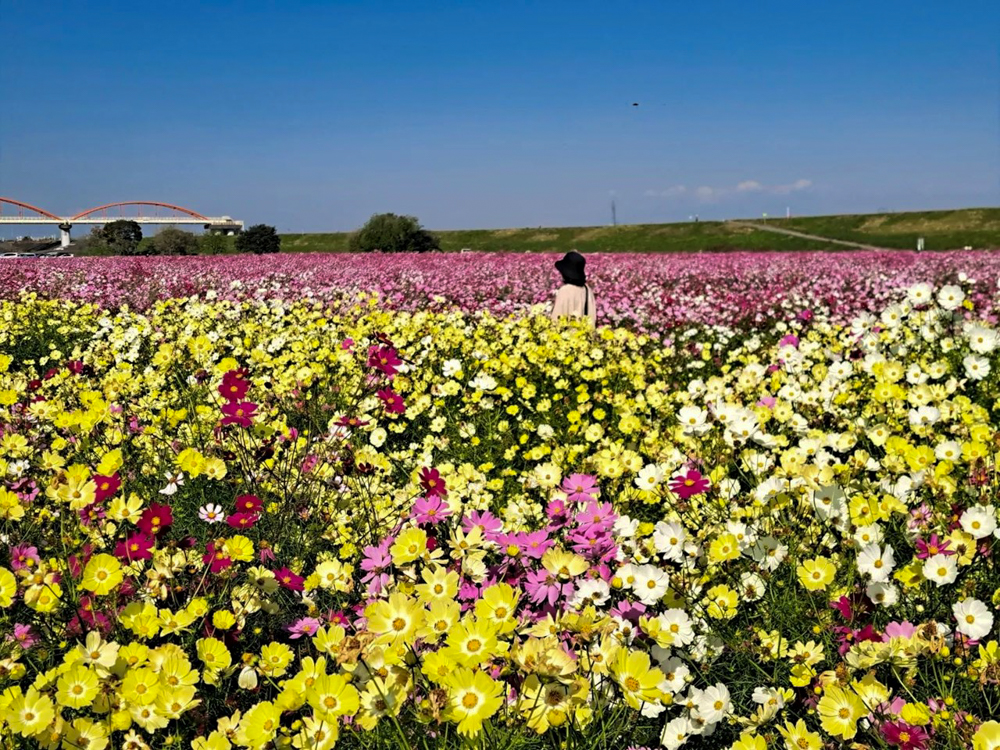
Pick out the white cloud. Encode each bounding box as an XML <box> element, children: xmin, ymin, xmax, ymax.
<box><xmin>644</xmin><ymin>185</ymin><xmax>687</xmax><ymax>198</ymax></box>
<box><xmin>645</xmin><ymin>178</ymin><xmax>814</xmax><ymax>201</ymax></box>
<box><xmin>771</xmin><ymin>179</ymin><xmax>813</xmax><ymax>195</ymax></box>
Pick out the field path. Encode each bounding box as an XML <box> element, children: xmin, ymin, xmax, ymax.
<box><xmin>726</xmin><ymin>220</ymin><xmax>893</xmax><ymax>251</ymax></box>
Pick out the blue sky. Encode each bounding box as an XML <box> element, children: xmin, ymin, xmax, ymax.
<box><xmin>1</xmin><ymin>0</ymin><xmax>998</xmax><ymax>232</ymax></box>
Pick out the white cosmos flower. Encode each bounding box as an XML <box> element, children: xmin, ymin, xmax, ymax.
<box><xmin>937</xmin><ymin>284</ymin><xmax>965</xmax><ymax>310</ymax></box>
<box><xmin>442</xmin><ymin>358</ymin><xmax>462</xmax><ymax>378</ymax></box>
<box><xmin>857</xmin><ymin>543</ymin><xmax>895</xmax><ymax>583</ymax></box>
<box><xmin>632</xmin><ymin>564</ymin><xmax>670</xmax><ymax>605</ymax></box>
<box><xmin>653</xmin><ymin>521</ymin><xmax>686</xmax><ymax>561</ymax></box>
<box><xmin>751</xmin><ymin>536</ymin><xmax>787</xmax><ymax>572</ymax></box>
<box><xmin>923</xmin><ymin>553</ymin><xmax>958</xmax><ymax>586</ymax></box>
<box><xmin>658</xmin><ymin>608</ymin><xmax>695</xmax><ymax>647</ymax></box>
<box><xmin>866</xmin><ymin>581</ymin><xmax>899</xmax><ymax>607</ymax></box>
<box><xmin>953</xmin><ymin>598</ymin><xmax>994</xmax><ymax>640</ymax></box>
<box><xmin>935</xmin><ymin>440</ymin><xmax>962</xmax><ymax>462</ymax></box>
<box><xmin>880</xmin><ymin>303</ymin><xmax>907</xmax><ymax>328</ymax></box>
<box><xmin>908</xmin><ymin>406</ymin><xmax>940</xmax><ymax>427</ymax></box>
<box><xmin>853</xmin><ymin>524</ymin><xmax>884</xmax><ymax>546</ymax></box>
<box><xmin>906</xmin><ymin>282</ymin><xmax>933</xmax><ymax>306</ymax></box>
<box><xmin>635</xmin><ymin>463</ymin><xmax>665</xmax><ymax>491</ymax></box>
<box><xmin>661</xmin><ymin>716</ymin><xmax>694</xmax><ymax>750</ymax></box>
<box><xmin>739</xmin><ymin>572</ymin><xmax>766</xmax><ymax>601</ymax></box>
<box><xmin>678</xmin><ymin>405</ymin><xmax>710</xmax><ymax>435</ymax></box>
<box><xmin>963</xmin><ymin>354</ymin><xmax>990</xmax><ymax>380</ymax></box>
<box><xmin>960</xmin><ymin>505</ymin><xmax>997</xmax><ymax>539</ymax></box>
<box><xmin>695</xmin><ymin>683</ymin><xmax>731</xmax><ymax>724</ymax></box>
<box><xmin>967</xmin><ymin>326</ymin><xmax>999</xmax><ymax>354</ymax></box>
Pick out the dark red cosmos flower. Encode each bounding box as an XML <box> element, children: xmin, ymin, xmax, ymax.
<box><xmin>669</xmin><ymin>469</ymin><xmax>710</xmax><ymax>500</ymax></box>
<box><xmin>93</xmin><ymin>473</ymin><xmax>121</xmax><ymax>503</ymax></box>
<box><xmin>203</xmin><ymin>543</ymin><xmax>232</xmax><ymax>573</ymax></box>
<box><xmin>334</xmin><ymin>415</ymin><xmax>369</xmax><ymax>428</ymax></box>
<box><xmin>221</xmin><ymin>401</ymin><xmax>257</xmax><ymax>427</ymax></box>
<box><xmin>115</xmin><ymin>533</ymin><xmax>155</xmax><ymax>562</ymax></box>
<box><xmin>377</xmin><ymin>389</ymin><xmax>406</xmax><ymax>414</ymax></box>
<box><xmin>883</xmin><ymin>721</ymin><xmax>930</xmax><ymax>750</ymax></box>
<box><xmin>235</xmin><ymin>495</ymin><xmax>262</xmax><ymax>513</ymax></box>
<box><xmin>419</xmin><ymin>467</ymin><xmax>447</xmax><ymax>498</ymax></box>
<box><xmin>219</xmin><ymin>369</ymin><xmax>251</xmax><ymax>402</ymax></box>
<box><xmin>226</xmin><ymin>512</ymin><xmax>259</xmax><ymax>530</ymax></box>
<box><xmin>273</xmin><ymin>567</ymin><xmax>305</xmax><ymax>591</ymax></box>
<box><xmin>367</xmin><ymin>346</ymin><xmax>402</xmax><ymax>376</ymax></box>
<box><xmin>137</xmin><ymin>504</ymin><xmax>173</xmax><ymax>536</ymax></box>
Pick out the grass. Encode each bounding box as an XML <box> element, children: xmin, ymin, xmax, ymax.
<box><xmin>280</xmin><ymin>207</ymin><xmax>1000</xmax><ymax>254</ymax></box>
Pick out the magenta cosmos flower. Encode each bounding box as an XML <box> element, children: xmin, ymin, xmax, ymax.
<box><xmin>377</xmin><ymin>388</ymin><xmax>406</xmax><ymax>414</ymax></box>
<box><xmin>669</xmin><ymin>469</ymin><xmax>710</xmax><ymax>499</ymax></box>
<box><xmin>882</xmin><ymin>721</ymin><xmax>930</xmax><ymax>750</ymax></box>
<box><xmin>221</xmin><ymin>401</ymin><xmax>258</xmax><ymax>427</ymax></box>
<box><xmin>561</xmin><ymin>474</ymin><xmax>600</xmax><ymax>503</ymax></box>
<box><xmin>411</xmin><ymin>496</ymin><xmax>450</xmax><ymax>525</ymax></box>
<box><xmin>114</xmin><ymin>533</ymin><xmax>155</xmax><ymax>563</ymax></box>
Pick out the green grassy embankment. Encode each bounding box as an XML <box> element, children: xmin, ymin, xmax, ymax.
<box><xmin>280</xmin><ymin>207</ymin><xmax>1000</xmax><ymax>254</ymax></box>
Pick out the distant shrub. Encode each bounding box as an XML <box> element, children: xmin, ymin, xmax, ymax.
<box><xmin>349</xmin><ymin>213</ymin><xmax>440</xmax><ymax>253</ymax></box>
<box><xmin>235</xmin><ymin>224</ymin><xmax>281</xmax><ymax>255</ymax></box>
<box><xmin>148</xmin><ymin>228</ymin><xmax>200</xmax><ymax>256</ymax></box>
<box><xmin>200</xmin><ymin>233</ymin><xmax>230</xmax><ymax>255</ymax></box>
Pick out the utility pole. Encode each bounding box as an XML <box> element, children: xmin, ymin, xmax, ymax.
<box><xmin>611</xmin><ymin>198</ymin><xmax>617</xmax><ymax>227</ymax></box>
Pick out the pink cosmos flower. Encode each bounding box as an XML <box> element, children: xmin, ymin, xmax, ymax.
<box><xmin>10</xmin><ymin>544</ymin><xmax>39</xmax><ymax>571</ymax></box>
<box><xmin>575</xmin><ymin>501</ymin><xmax>617</xmax><ymax>531</ymax></box>
<box><xmin>288</xmin><ymin>617</ymin><xmax>322</xmax><ymax>639</ymax></box>
<box><xmin>462</xmin><ymin>510</ymin><xmax>502</xmax><ymax>538</ymax></box>
<box><xmin>561</xmin><ymin>474</ymin><xmax>599</xmax><ymax>503</ymax></box>
<box><xmin>7</xmin><ymin>624</ymin><xmax>38</xmax><ymax>650</ymax></box>
<box><xmin>411</xmin><ymin>496</ymin><xmax>450</xmax><ymax>525</ymax></box>
<box><xmin>882</xmin><ymin>622</ymin><xmax>917</xmax><ymax>641</ymax></box>
<box><xmin>915</xmin><ymin>534</ymin><xmax>952</xmax><ymax>559</ymax></box>
<box><xmin>669</xmin><ymin>469</ymin><xmax>710</xmax><ymax>499</ymax></box>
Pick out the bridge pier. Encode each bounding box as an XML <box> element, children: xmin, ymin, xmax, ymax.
<box><xmin>59</xmin><ymin>223</ymin><xmax>72</xmax><ymax>248</ymax></box>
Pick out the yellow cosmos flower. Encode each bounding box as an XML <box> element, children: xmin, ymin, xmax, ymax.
<box><xmin>443</xmin><ymin>668</ymin><xmax>505</xmax><ymax>737</ymax></box>
<box><xmin>611</xmin><ymin>650</ymin><xmax>664</xmax><ymax>709</ymax></box>
<box><xmin>817</xmin><ymin>685</ymin><xmax>864</xmax><ymax>739</ymax></box>
<box><xmin>81</xmin><ymin>554</ymin><xmax>123</xmax><ymax>596</ymax></box>
<box><xmin>797</xmin><ymin>556</ymin><xmax>836</xmax><ymax>591</ymax></box>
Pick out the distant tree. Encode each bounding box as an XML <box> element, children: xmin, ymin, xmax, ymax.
<box><xmin>235</xmin><ymin>224</ymin><xmax>281</xmax><ymax>255</ymax></box>
<box><xmin>98</xmin><ymin>220</ymin><xmax>143</xmax><ymax>255</ymax></box>
<box><xmin>349</xmin><ymin>213</ymin><xmax>440</xmax><ymax>253</ymax></box>
<box><xmin>200</xmin><ymin>233</ymin><xmax>230</xmax><ymax>255</ymax></box>
<box><xmin>148</xmin><ymin>228</ymin><xmax>200</xmax><ymax>256</ymax></box>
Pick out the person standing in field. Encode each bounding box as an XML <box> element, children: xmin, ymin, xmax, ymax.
<box><xmin>551</xmin><ymin>251</ymin><xmax>596</xmax><ymax>325</ymax></box>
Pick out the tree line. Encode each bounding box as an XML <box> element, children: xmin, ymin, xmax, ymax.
<box><xmin>87</xmin><ymin>213</ymin><xmax>440</xmax><ymax>256</ymax></box>
<box><xmin>86</xmin><ymin>221</ymin><xmax>281</xmax><ymax>256</ymax></box>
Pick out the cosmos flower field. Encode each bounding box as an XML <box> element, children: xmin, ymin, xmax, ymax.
<box><xmin>0</xmin><ymin>251</ymin><xmax>998</xmax><ymax>750</ymax></box>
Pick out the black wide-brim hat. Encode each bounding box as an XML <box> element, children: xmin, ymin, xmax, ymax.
<box><xmin>555</xmin><ymin>251</ymin><xmax>586</xmax><ymax>284</ymax></box>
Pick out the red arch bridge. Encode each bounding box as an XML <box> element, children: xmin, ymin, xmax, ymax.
<box><xmin>0</xmin><ymin>198</ymin><xmax>244</xmax><ymax>248</ymax></box>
